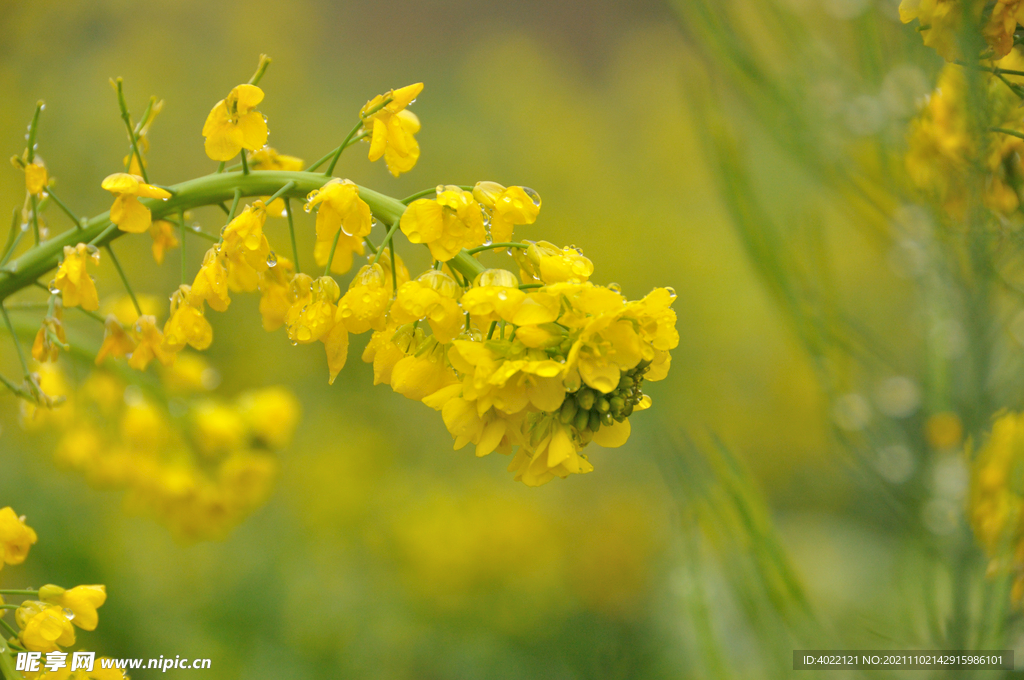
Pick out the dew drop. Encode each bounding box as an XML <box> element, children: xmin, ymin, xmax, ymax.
<box><xmin>47</xmin><ymin>281</ymin><xmax>60</xmax><ymax>295</ymax></box>
<box><xmin>608</xmin><ymin>282</ymin><xmax>622</xmax><ymax>293</ymax></box>
<box><xmin>522</xmin><ymin>187</ymin><xmax>541</xmax><ymax>207</ymax></box>
<box><xmin>266</xmin><ymin>251</ymin><xmax>278</xmax><ymax>268</ymax></box>
<box><xmin>370</xmin><ymin>217</ymin><xmax>379</xmax><ymax>229</ymax></box>
<box><xmin>435</xmin><ymin>185</ymin><xmax>445</xmax><ymax>197</ymax></box>
<box><xmin>62</xmin><ymin>608</ymin><xmax>75</xmax><ymax>620</ymax></box>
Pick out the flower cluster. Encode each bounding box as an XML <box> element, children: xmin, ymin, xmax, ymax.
<box><xmin>2</xmin><ymin>59</ymin><xmax>678</xmax><ymax>539</ymax></box>
<box><xmin>0</xmin><ymin>507</ymin><xmax>125</xmax><ymax>678</ymax></box>
<box><xmin>905</xmin><ymin>53</ymin><xmax>1024</xmax><ymax>217</ymax></box>
<box><xmin>969</xmin><ymin>412</ymin><xmax>1024</xmax><ymax>602</ymax></box>
<box><xmin>899</xmin><ymin>0</ymin><xmax>1024</xmax><ymax>61</ymax></box>
<box><xmin>20</xmin><ymin>358</ymin><xmax>299</xmax><ymax>542</ymax></box>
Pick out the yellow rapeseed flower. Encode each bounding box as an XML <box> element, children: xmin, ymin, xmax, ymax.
<box><xmin>236</xmin><ymin>386</ymin><xmax>301</xmax><ymax>449</ymax></box>
<box><xmin>163</xmin><ymin>285</ymin><xmax>213</xmax><ymax>352</ymax></box>
<box><xmin>189</xmin><ymin>247</ymin><xmax>231</xmax><ymax>312</ymax></box>
<box><xmin>459</xmin><ymin>269</ymin><xmax>527</xmax><ymax>326</ymax></box>
<box><xmin>31</xmin><ymin>299</ymin><xmax>66</xmax><ymax>363</ymax></box>
<box><xmin>473</xmin><ymin>181</ymin><xmax>541</xmax><ymax>243</ymax></box>
<box><xmin>390</xmin><ymin>270</ymin><xmax>464</xmax><ymax>343</ymax></box>
<box><xmin>305</xmin><ymin>179</ymin><xmax>372</xmax><ymax>275</ymax></box>
<box><xmin>508</xmin><ymin>417</ymin><xmax>593</xmax><ymax>487</ymax></box>
<box><xmin>221</xmin><ymin>202</ymin><xmax>271</xmax><ymax>293</ymax></box>
<box><xmin>25</xmin><ymin>160</ymin><xmax>48</xmax><ymax>196</ymax></box>
<box><xmin>400</xmin><ymin>186</ymin><xmax>486</xmax><ymax>261</ymax></box>
<box><xmin>257</xmin><ymin>255</ymin><xmax>295</xmax><ymax>332</ymax></box>
<box><xmin>15</xmin><ymin>602</ymin><xmax>75</xmax><ymax>652</ymax></box>
<box><xmin>202</xmin><ymin>84</ymin><xmax>268</xmax><ymax>161</ymax></box>
<box><xmin>149</xmin><ymin>219</ymin><xmax>179</xmax><ymax>265</ymax></box>
<box><xmin>39</xmin><ymin>584</ymin><xmax>106</xmax><ymax>631</ymax></box>
<box><xmin>0</xmin><ymin>506</ymin><xmax>37</xmax><ymax>568</ymax></box>
<box><xmin>53</xmin><ymin>244</ymin><xmax>100</xmax><ymax>311</ymax></box>
<box><xmin>337</xmin><ymin>263</ymin><xmax>390</xmax><ymax>333</ymax></box>
<box><xmin>362</xmin><ymin>83</ymin><xmax>423</xmax><ymax>177</ymax></box>
<box><xmin>101</xmin><ymin>173</ymin><xmax>171</xmax><ymax>234</ymax></box>
<box><xmin>515</xmin><ymin>241</ymin><xmax>594</xmax><ymax>284</ymax></box>
<box><xmin>128</xmin><ymin>315</ymin><xmax>175</xmax><ymax>370</ymax></box>
<box><xmin>95</xmin><ymin>315</ymin><xmax>136</xmax><ymax>365</ymax></box>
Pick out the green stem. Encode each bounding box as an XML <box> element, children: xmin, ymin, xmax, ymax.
<box><xmin>325</xmin><ymin>120</ymin><xmax>365</xmax><ymax>176</ymax></box>
<box><xmin>518</xmin><ymin>283</ymin><xmax>544</xmax><ymax>290</ymax></box>
<box><xmin>25</xmin><ymin>101</ymin><xmax>43</xmax><ymax>164</ymax></box>
<box><xmin>0</xmin><ymin>629</ymin><xmax>21</xmax><ymax>680</ymax></box>
<box><xmin>114</xmin><ymin>78</ymin><xmax>148</xmax><ymax>183</ymax></box>
<box><xmin>45</xmin><ymin>190</ymin><xmax>81</xmax><ymax>229</ymax></box>
<box><xmin>248</xmin><ymin>54</ymin><xmax>272</xmax><ymax>86</ymax></box>
<box><xmin>264</xmin><ymin>181</ymin><xmax>296</xmax><ymax>208</ymax></box>
<box><xmin>388</xmin><ymin>238</ymin><xmax>397</xmax><ymax>295</ymax></box>
<box><xmin>2</xmin><ymin>210</ymin><xmax>20</xmax><ymax>264</ymax></box>
<box><xmin>0</xmin><ymin>305</ymin><xmax>30</xmax><ymax>378</ymax></box>
<box><xmin>487</xmin><ymin>321</ymin><xmax>497</xmax><ymax>339</ymax></box>
<box><xmin>992</xmin><ymin>127</ymin><xmax>1024</xmax><ymax>141</ymax></box>
<box><xmin>104</xmin><ymin>243</ymin><xmax>142</xmax><ymax>316</ymax></box>
<box><xmin>467</xmin><ymin>242</ymin><xmax>528</xmax><ymax>254</ymax></box>
<box><xmin>217</xmin><ymin>161</ymin><xmax>226</xmax><ymax>174</ymax></box>
<box><xmin>227</xmin><ymin>188</ymin><xmax>242</xmax><ymax>223</ymax></box>
<box><xmin>0</xmin><ymin>590</ymin><xmax>39</xmax><ymax>597</ymax></box>
<box><xmin>179</xmin><ymin>208</ymin><xmax>186</xmax><ymax>285</ymax></box>
<box><xmin>0</xmin><ymin>171</ymin><xmax>481</xmax><ymax>300</ymax></box>
<box><xmin>323</xmin><ymin>227</ymin><xmax>343</xmax><ymax>277</ymax></box>
<box><xmin>371</xmin><ymin>218</ymin><xmax>402</xmax><ymax>267</ymax></box>
<box><xmin>240</xmin><ymin>152</ymin><xmax>250</xmax><ymax>176</ymax></box>
<box><xmin>30</xmin><ymin>196</ymin><xmax>39</xmax><ymax>245</ymax></box>
<box><xmin>0</xmin><ymin>605</ymin><xmax>19</xmax><ymax>611</ymax></box>
<box><xmin>364</xmin><ymin>236</ymin><xmax>378</xmax><ymax>255</ymax></box>
<box><xmin>89</xmin><ymin>223</ymin><xmax>117</xmax><ymax>247</ymax></box>
<box><xmin>285</xmin><ymin>199</ymin><xmax>300</xmax><ymax>273</ymax></box>
<box><xmin>134</xmin><ymin>96</ymin><xmax>157</xmax><ymax>136</ymax></box>
<box><xmin>401</xmin><ymin>188</ymin><xmax>439</xmax><ymax>204</ymax></box>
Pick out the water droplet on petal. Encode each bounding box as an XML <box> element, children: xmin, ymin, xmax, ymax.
<box><xmin>62</xmin><ymin>608</ymin><xmax>75</xmax><ymax>620</ymax></box>
<box><xmin>47</xmin><ymin>281</ymin><xmax>60</xmax><ymax>294</ymax></box>
<box><xmin>522</xmin><ymin>187</ymin><xmax>541</xmax><ymax>207</ymax></box>
<box><xmin>266</xmin><ymin>251</ymin><xmax>278</xmax><ymax>267</ymax></box>
<box><xmin>608</xmin><ymin>282</ymin><xmax>621</xmax><ymax>293</ymax></box>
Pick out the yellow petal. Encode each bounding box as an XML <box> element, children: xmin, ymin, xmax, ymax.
<box><xmin>591</xmin><ymin>418</ymin><xmax>631</xmax><ymax>448</ymax></box>
<box><xmin>111</xmin><ymin>195</ymin><xmax>152</xmax><ymax>234</ymax></box>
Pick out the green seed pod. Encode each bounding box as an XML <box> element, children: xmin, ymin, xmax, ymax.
<box><xmin>601</xmin><ymin>411</ymin><xmax>614</xmax><ymax>426</ymax></box>
<box><xmin>574</xmin><ymin>407</ymin><xmax>591</xmax><ymax>432</ymax></box>
<box><xmin>609</xmin><ymin>396</ymin><xmax>625</xmax><ymax>414</ymax></box>
<box><xmin>559</xmin><ymin>398</ymin><xmax>578</xmax><ymax>424</ymax></box>
<box><xmin>596</xmin><ymin>397</ymin><xmax>610</xmax><ymax>413</ymax></box>
<box><xmin>576</xmin><ymin>388</ymin><xmax>595</xmax><ymax>410</ymax></box>
<box><xmin>589</xmin><ymin>410</ymin><xmax>602</xmax><ymax>432</ymax></box>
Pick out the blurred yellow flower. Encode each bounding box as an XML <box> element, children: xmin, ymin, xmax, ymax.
<box><xmin>95</xmin><ymin>315</ymin><xmax>136</xmax><ymax>366</ymax></box>
<box><xmin>202</xmin><ymin>84</ymin><xmax>268</xmax><ymax>161</ymax></box>
<box><xmin>149</xmin><ymin>219</ymin><xmax>179</xmax><ymax>265</ymax></box>
<box><xmin>128</xmin><ymin>315</ymin><xmax>175</xmax><ymax>370</ymax></box>
<box><xmin>25</xmin><ymin>160</ymin><xmax>47</xmax><ymax>196</ymax></box>
<box><xmin>53</xmin><ymin>243</ymin><xmax>100</xmax><ymax>311</ymax></box>
<box><xmin>249</xmin><ymin>147</ymin><xmax>303</xmax><ymax>215</ymax></box>
<box><xmin>31</xmin><ymin>299</ymin><xmax>66</xmax><ymax>363</ymax></box>
<box><xmin>390</xmin><ymin>270</ymin><xmax>464</xmax><ymax>343</ymax></box>
<box><xmin>0</xmin><ymin>506</ymin><xmax>37</xmax><ymax>568</ymax></box>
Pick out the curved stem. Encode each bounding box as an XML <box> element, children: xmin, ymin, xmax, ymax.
<box><xmin>0</xmin><ymin>171</ymin><xmax>486</xmax><ymax>301</ymax></box>
<box><xmin>285</xmin><ymin>199</ymin><xmax>300</xmax><ymax>273</ymax></box>
<box><xmin>467</xmin><ymin>242</ymin><xmax>528</xmax><ymax>254</ymax></box>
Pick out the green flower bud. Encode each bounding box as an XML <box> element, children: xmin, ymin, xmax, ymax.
<box><xmin>576</xmin><ymin>388</ymin><xmax>595</xmax><ymax>410</ymax></box>
<box><xmin>588</xmin><ymin>410</ymin><xmax>602</xmax><ymax>432</ymax></box>
<box><xmin>574</xmin><ymin>407</ymin><xmax>591</xmax><ymax>432</ymax></box>
<box><xmin>559</xmin><ymin>398</ymin><xmax>578</xmax><ymax>424</ymax></box>
<box><xmin>596</xmin><ymin>397</ymin><xmax>610</xmax><ymax>413</ymax></box>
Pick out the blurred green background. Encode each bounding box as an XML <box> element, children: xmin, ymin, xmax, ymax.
<box><xmin>0</xmin><ymin>0</ymin><xmax>980</xmax><ymax>677</ymax></box>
